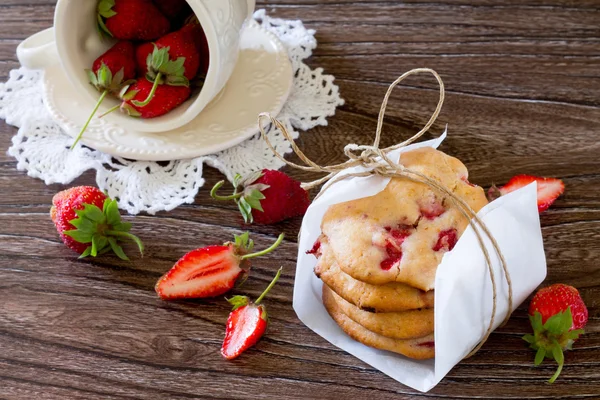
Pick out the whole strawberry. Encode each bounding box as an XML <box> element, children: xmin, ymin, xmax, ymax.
<box><xmin>523</xmin><ymin>284</ymin><xmax>588</xmax><ymax>383</ymax></box>
<box><xmin>71</xmin><ymin>41</ymin><xmax>136</xmax><ymax>149</ymax></box>
<box><xmin>97</xmin><ymin>0</ymin><xmax>170</xmax><ymax>41</ymax></box>
<box><xmin>153</xmin><ymin>0</ymin><xmax>188</xmax><ymax>20</ymax></box>
<box><xmin>180</xmin><ymin>19</ymin><xmax>210</xmax><ymax>75</ymax></box>
<box><xmin>221</xmin><ymin>267</ymin><xmax>282</xmax><ymax>360</ymax></box>
<box><xmin>119</xmin><ymin>78</ymin><xmax>191</xmax><ymax>118</ymax></box>
<box><xmin>155</xmin><ymin>233</ymin><xmax>284</xmax><ymax>300</ymax></box>
<box><xmin>131</xmin><ymin>27</ymin><xmax>200</xmax><ymax>108</ymax></box>
<box><xmin>488</xmin><ymin>175</ymin><xmax>564</xmax><ymax>213</ymax></box>
<box><xmin>50</xmin><ymin>186</ymin><xmax>144</xmax><ymax>260</ymax></box>
<box><xmin>211</xmin><ymin>170</ymin><xmax>310</xmax><ymax>224</ymax></box>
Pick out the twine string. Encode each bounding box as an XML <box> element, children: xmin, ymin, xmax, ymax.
<box><xmin>257</xmin><ymin>68</ymin><xmax>512</xmax><ymax>358</ymax></box>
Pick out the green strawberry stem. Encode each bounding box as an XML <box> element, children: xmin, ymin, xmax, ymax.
<box><xmin>71</xmin><ymin>89</ymin><xmax>108</xmax><ymax>149</ymax></box>
<box><xmin>131</xmin><ymin>72</ymin><xmax>162</xmax><ymax>107</ymax></box>
<box><xmin>255</xmin><ymin>267</ymin><xmax>282</xmax><ymax>305</ymax></box>
<box><xmin>211</xmin><ymin>180</ymin><xmax>242</xmax><ymax>201</ymax></box>
<box><xmin>98</xmin><ymin>104</ymin><xmax>121</xmax><ymax>118</ymax></box>
<box><xmin>239</xmin><ymin>233</ymin><xmax>284</xmax><ymax>261</ymax></box>
<box><xmin>548</xmin><ymin>342</ymin><xmax>564</xmax><ymax>384</ymax></box>
<box><xmin>105</xmin><ymin>230</ymin><xmax>145</xmax><ymax>255</ymax></box>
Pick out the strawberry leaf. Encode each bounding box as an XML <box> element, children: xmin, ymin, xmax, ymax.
<box><xmin>534</xmin><ymin>347</ymin><xmax>546</xmax><ymax>366</ymax></box>
<box><xmin>522</xmin><ymin>333</ymin><xmax>535</xmax><ymax>345</ymax></box>
<box><xmin>64</xmin><ymin>196</ymin><xmax>143</xmax><ymax>260</ymax></box>
<box><xmin>543</xmin><ymin>309</ymin><xmax>573</xmax><ymax>336</ymax></box>
<box><xmin>79</xmin><ymin>246</ymin><xmax>93</xmax><ymax>259</ymax></box>
<box><xmin>64</xmin><ymin>229</ymin><xmax>93</xmax><ymax>244</ymax></box>
<box><xmin>105</xmin><ymin>199</ymin><xmax>121</xmax><ymax>226</ymax></box>
<box><xmin>239</xmin><ymin>170</ymin><xmax>264</xmax><ymax>188</ymax></box>
<box><xmin>243</xmin><ymin>189</ymin><xmax>265</xmax><ymax>212</ymax></box>
<box><xmin>530</xmin><ymin>312</ymin><xmax>544</xmax><ymax>332</ymax></box>
<box><xmin>86</xmin><ymin>69</ymin><xmax>98</xmax><ymax>86</ymax></box>
<box><xmin>233</xmin><ymin>173</ymin><xmax>244</xmax><ymax>188</ymax></box>
<box><xmin>108</xmin><ymin>237</ymin><xmax>129</xmax><ymax>261</ymax></box>
<box><xmin>238</xmin><ymin>198</ymin><xmax>253</xmax><ymax>223</ymax></box>
<box><xmin>227</xmin><ymin>296</ymin><xmax>250</xmax><ymax>311</ymax></box>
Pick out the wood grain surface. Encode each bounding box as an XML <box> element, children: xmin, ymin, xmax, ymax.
<box><xmin>1</xmin><ymin>1</ymin><xmax>599</xmax><ymax>399</ymax></box>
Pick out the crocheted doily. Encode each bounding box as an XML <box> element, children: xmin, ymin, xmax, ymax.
<box><xmin>0</xmin><ymin>10</ymin><xmax>344</xmax><ymax>214</ymax></box>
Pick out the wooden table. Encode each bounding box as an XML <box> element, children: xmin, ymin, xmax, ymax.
<box><xmin>1</xmin><ymin>1</ymin><xmax>599</xmax><ymax>399</ymax></box>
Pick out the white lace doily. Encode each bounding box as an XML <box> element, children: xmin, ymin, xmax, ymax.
<box><xmin>0</xmin><ymin>10</ymin><xmax>344</xmax><ymax>214</ymax></box>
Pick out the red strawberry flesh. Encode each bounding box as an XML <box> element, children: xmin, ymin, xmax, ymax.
<box><xmin>51</xmin><ymin>187</ymin><xmax>107</xmax><ymax>254</ymax></box>
<box><xmin>155</xmin><ymin>245</ymin><xmax>242</xmax><ymax>300</ymax></box>
<box><xmin>135</xmin><ymin>42</ymin><xmax>155</xmax><ymax>76</ymax></box>
<box><xmin>155</xmin><ymin>28</ymin><xmax>201</xmax><ymax>80</ymax></box>
<box><xmin>497</xmin><ymin>175</ymin><xmax>564</xmax><ymax>213</ymax></box>
<box><xmin>418</xmin><ymin>198</ymin><xmax>446</xmax><ymax>219</ymax></box>
<box><xmin>103</xmin><ymin>0</ymin><xmax>170</xmax><ymax>41</ymax></box>
<box><xmin>221</xmin><ymin>305</ymin><xmax>266</xmax><ymax>360</ymax></box>
<box><xmin>92</xmin><ymin>41</ymin><xmax>137</xmax><ymax>81</ymax></box>
<box><xmin>433</xmin><ymin>229</ymin><xmax>458</xmax><ymax>252</ymax></box>
<box><xmin>529</xmin><ymin>284</ymin><xmax>588</xmax><ymax>330</ymax></box>
<box><xmin>379</xmin><ymin>225</ymin><xmax>412</xmax><ymax>270</ymax></box>
<box><xmin>306</xmin><ymin>239</ymin><xmax>321</xmax><ymax>257</ymax></box>
<box><xmin>122</xmin><ymin>78</ymin><xmax>191</xmax><ymax>118</ymax></box>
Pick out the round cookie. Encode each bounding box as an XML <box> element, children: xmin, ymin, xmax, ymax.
<box><xmin>314</xmin><ymin>238</ymin><xmax>434</xmax><ymax>312</ymax></box>
<box><xmin>321</xmin><ymin>147</ymin><xmax>488</xmax><ymax>291</ymax></box>
<box><xmin>322</xmin><ymin>285</ymin><xmax>435</xmax><ymax>359</ymax></box>
<box><xmin>330</xmin><ymin>289</ymin><xmax>434</xmax><ymax>340</ymax></box>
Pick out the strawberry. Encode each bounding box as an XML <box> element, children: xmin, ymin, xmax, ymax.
<box><xmin>221</xmin><ymin>267</ymin><xmax>283</xmax><ymax>360</ymax></box>
<box><xmin>488</xmin><ymin>175</ymin><xmax>565</xmax><ymax>213</ymax></box>
<box><xmin>180</xmin><ymin>20</ymin><xmax>210</xmax><ymax>75</ymax></box>
<box><xmin>71</xmin><ymin>41</ymin><xmax>137</xmax><ymax>149</ymax></box>
<box><xmin>119</xmin><ymin>78</ymin><xmax>191</xmax><ymax>118</ymax></box>
<box><xmin>211</xmin><ymin>170</ymin><xmax>310</xmax><ymax>225</ymax></box>
<box><xmin>97</xmin><ymin>0</ymin><xmax>170</xmax><ymax>41</ymax></box>
<box><xmin>135</xmin><ymin>42</ymin><xmax>155</xmax><ymax>76</ymax></box>
<box><xmin>50</xmin><ymin>186</ymin><xmax>144</xmax><ymax>260</ymax></box>
<box><xmin>523</xmin><ymin>284</ymin><xmax>588</xmax><ymax>383</ymax></box>
<box><xmin>155</xmin><ymin>233</ymin><xmax>284</xmax><ymax>300</ymax></box>
<box><xmin>130</xmin><ymin>27</ymin><xmax>200</xmax><ymax>108</ymax></box>
<box><xmin>153</xmin><ymin>0</ymin><xmax>188</xmax><ymax>20</ymax></box>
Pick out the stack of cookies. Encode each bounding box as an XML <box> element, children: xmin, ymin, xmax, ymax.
<box><xmin>309</xmin><ymin>147</ymin><xmax>489</xmax><ymax>360</ymax></box>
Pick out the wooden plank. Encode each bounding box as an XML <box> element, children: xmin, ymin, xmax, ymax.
<box><xmin>0</xmin><ymin>1</ymin><xmax>599</xmax><ymax>398</ymax></box>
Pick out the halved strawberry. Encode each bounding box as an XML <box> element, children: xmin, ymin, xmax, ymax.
<box><xmin>221</xmin><ymin>267</ymin><xmax>282</xmax><ymax>360</ymax></box>
<box><xmin>155</xmin><ymin>233</ymin><xmax>284</xmax><ymax>300</ymax></box>
<box><xmin>489</xmin><ymin>175</ymin><xmax>565</xmax><ymax>213</ymax></box>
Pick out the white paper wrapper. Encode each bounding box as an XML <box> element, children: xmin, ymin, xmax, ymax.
<box><xmin>293</xmin><ymin>134</ymin><xmax>547</xmax><ymax>392</ymax></box>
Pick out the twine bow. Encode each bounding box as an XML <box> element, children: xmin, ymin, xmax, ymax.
<box><xmin>258</xmin><ymin>68</ymin><xmax>513</xmax><ymax>357</ymax></box>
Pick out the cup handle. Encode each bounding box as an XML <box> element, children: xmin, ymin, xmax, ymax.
<box><xmin>16</xmin><ymin>28</ymin><xmax>59</xmax><ymax>70</ymax></box>
<box><xmin>246</xmin><ymin>0</ymin><xmax>256</xmax><ymax>20</ymax></box>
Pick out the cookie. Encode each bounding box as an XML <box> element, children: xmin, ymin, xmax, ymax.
<box><xmin>329</xmin><ymin>288</ymin><xmax>434</xmax><ymax>340</ymax></box>
<box><xmin>322</xmin><ymin>285</ymin><xmax>435</xmax><ymax>359</ymax></box>
<box><xmin>314</xmin><ymin>238</ymin><xmax>435</xmax><ymax>312</ymax></box>
<box><xmin>321</xmin><ymin>147</ymin><xmax>488</xmax><ymax>291</ymax></box>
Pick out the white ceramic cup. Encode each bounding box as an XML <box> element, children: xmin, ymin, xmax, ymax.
<box><xmin>17</xmin><ymin>0</ymin><xmax>256</xmax><ymax>133</ymax></box>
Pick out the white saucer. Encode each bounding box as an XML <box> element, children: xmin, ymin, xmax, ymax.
<box><xmin>43</xmin><ymin>20</ymin><xmax>293</xmax><ymax>161</ymax></box>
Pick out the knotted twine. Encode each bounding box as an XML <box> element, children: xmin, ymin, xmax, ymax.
<box><xmin>257</xmin><ymin>68</ymin><xmax>513</xmax><ymax>357</ymax></box>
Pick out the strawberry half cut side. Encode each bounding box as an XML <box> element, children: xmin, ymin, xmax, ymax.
<box><xmin>155</xmin><ymin>232</ymin><xmax>285</xmax><ymax>300</ymax></box>
<box><xmin>488</xmin><ymin>175</ymin><xmax>565</xmax><ymax>213</ymax></box>
<box><xmin>221</xmin><ymin>267</ymin><xmax>283</xmax><ymax>360</ymax></box>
